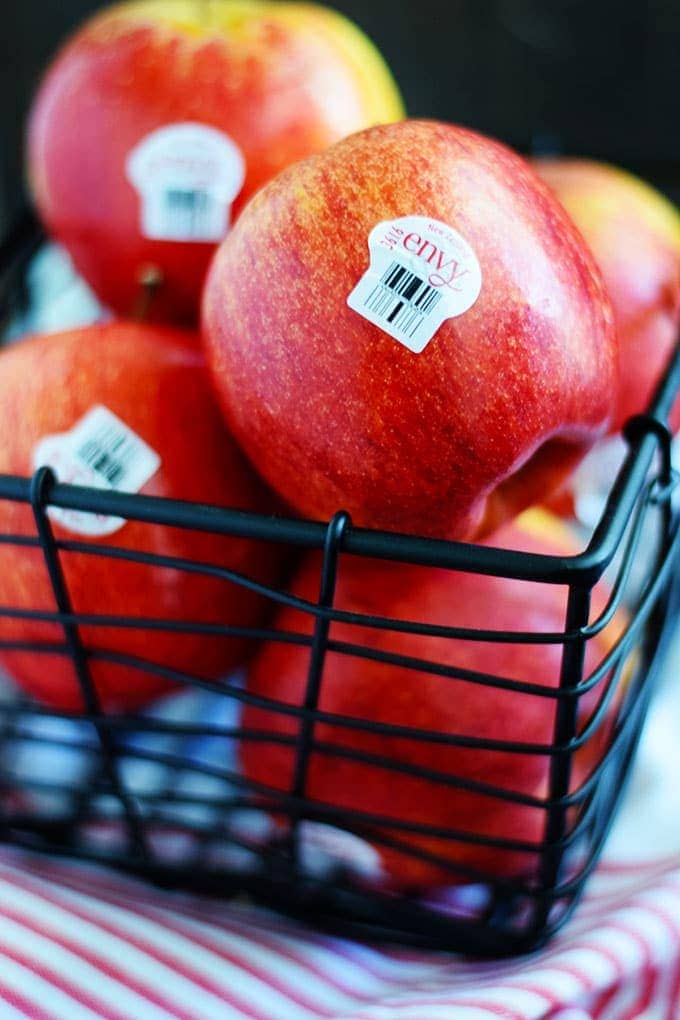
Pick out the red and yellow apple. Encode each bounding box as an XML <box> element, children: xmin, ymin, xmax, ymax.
<box><xmin>203</xmin><ymin>120</ymin><xmax>617</xmax><ymax>541</ymax></box>
<box><xmin>27</xmin><ymin>0</ymin><xmax>404</xmax><ymax>324</ymax></box>
<box><xmin>534</xmin><ymin>158</ymin><xmax>680</xmax><ymax>433</ymax></box>
<box><xmin>0</xmin><ymin>322</ymin><xmax>283</xmax><ymax>712</ymax></box>
<box><xmin>240</xmin><ymin>510</ymin><xmax>622</xmax><ymax>889</ymax></box>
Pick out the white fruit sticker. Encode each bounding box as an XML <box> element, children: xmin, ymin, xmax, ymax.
<box><xmin>126</xmin><ymin>122</ymin><xmax>246</xmax><ymax>243</ymax></box>
<box><xmin>347</xmin><ymin>216</ymin><xmax>482</xmax><ymax>353</ymax></box>
<box><xmin>32</xmin><ymin>405</ymin><xmax>161</xmax><ymax>537</ymax></box>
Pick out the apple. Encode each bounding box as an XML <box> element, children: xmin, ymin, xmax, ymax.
<box><xmin>26</xmin><ymin>0</ymin><xmax>404</xmax><ymax>325</ymax></box>
<box><xmin>0</xmin><ymin>321</ymin><xmax>283</xmax><ymax>712</ymax></box>
<box><xmin>203</xmin><ymin>120</ymin><xmax>617</xmax><ymax>541</ymax></box>
<box><xmin>534</xmin><ymin>158</ymin><xmax>680</xmax><ymax>433</ymax></box>
<box><xmin>240</xmin><ymin>510</ymin><xmax>622</xmax><ymax>889</ymax></box>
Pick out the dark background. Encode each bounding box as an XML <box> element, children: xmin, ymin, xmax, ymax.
<box><xmin>2</xmin><ymin>0</ymin><xmax>680</xmax><ymax>231</ymax></box>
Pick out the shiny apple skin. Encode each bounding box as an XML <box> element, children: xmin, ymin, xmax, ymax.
<box><xmin>203</xmin><ymin>120</ymin><xmax>617</xmax><ymax>540</ymax></box>
<box><xmin>0</xmin><ymin>322</ymin><xmax>284</xmax><ymax>711</ymax></box>
<box><xmin>535</xmin><ymin>158</ymin><xmax>680</xmax><ymax>433</ymax></box>
<box><xmin>27</xmin><ymin>0</ymin><xmax>404</xmax><ymax>323</ymax></box>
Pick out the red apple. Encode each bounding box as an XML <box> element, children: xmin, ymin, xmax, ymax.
<box><xmin>26</xmin><ymin>0</ymin><xmax>404</xmax><ymax>325</ymax></box>
<box><xmin>534</xmin><ymin>158</ymin><xmax>680</xmax><ymax>433</ymax></box>
<box><xmin>240</xmin><ymin>511</ymin><xmax>622</xmax><ymax>889</ymax></box>
<box><xmin>203</xmin><ymin>120</ymin><xmax>617</xmax><ymax>541</ymax></box>
<box><xmin>0</xmin><ymin>322</ymin><xmax>283</xmax><ymax>712</ymax></box>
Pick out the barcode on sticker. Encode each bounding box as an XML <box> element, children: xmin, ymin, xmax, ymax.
<box><xmin>159</xmin><ymin>189</ymin><xmax>215</xmax><ymax>240</ymax></box>
<box><xmin>75</xmin><ymin>422</ymin><xmax>147</xmax><ymax>490</ymax></box>
<box><xmin>70</xmin><ymin>407</ymin><xmax>161</xmax><ymax>494</ymax></box>
<box><xmin>32</xmin><ymin>406</ymin><xmax>161</xmax><ymax>537</ymax></box>
<box><xmin>363</xmin><ymin>261</ymin><xmax>443</xmax><ymax>340</ymax></box>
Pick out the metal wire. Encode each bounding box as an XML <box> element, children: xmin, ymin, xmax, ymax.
<box><xmin>0</xmin><ymin>214</ymin><xmax>678</xmax><ymax>955</ymax></box>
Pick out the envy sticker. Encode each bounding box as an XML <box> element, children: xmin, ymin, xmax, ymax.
<box><xmin>32</xmin><ymin>405</ymin><xmax>161</xmax><ymax>537</ymax></box>
<box><xmin>347</xmin><ymin>216</ymin><xmax>482</xmax><ymax>353</ymax></box>
<box><xmin>126</xmin><ymin>122</ymin><xmax>246</xmax><ymax>243</ymax></box>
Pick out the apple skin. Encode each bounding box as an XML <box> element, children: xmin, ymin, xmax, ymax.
<box><xmin>26</xmin><ymin>0</ymin><xmax>404</xmax><ymax>325</ymax></box>
<box><xmin>203</xmin><ymin>120</ymin><xmax>617</xmax><ymax>541</ymax></box>
<box><xmin>534</xmin><ymin>158</ymin><xmax>680</xmax><ymax>434</ymax></box>
<box><xmin>240</xmin><ymin>511</ymin><xmax>619</xmax><ymax>890</ymax></box>
<box><xmin>0</xmin><ymin>322</ymin><xmax>284</xmax><ymax>712</ymax></box>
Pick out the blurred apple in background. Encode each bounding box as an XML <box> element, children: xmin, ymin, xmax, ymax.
<box><xmin>204</xmin><ymin>119</ymin><xmax>616</xmax><ymax>541</ymax></box>
<box><xmin>534</xmin><ymin>158</ymin><xmax>680</xmax><ymax>433</ymax></box>
<box><xmin>0</xmin><ymin>322</ymin><xmax>284</xmax><ymax>712</ymax></box>
<box><xmin>240</xmin><ymin>510</ymin><xmax>622</xmax><ymax>889</ymax></box>
<box><xmin>26</xmin><ymin>0</ymin><xmax>404</xmax><ymax>324</ymax></box>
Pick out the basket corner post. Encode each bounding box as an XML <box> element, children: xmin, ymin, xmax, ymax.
<box><xmin>28</xmin><ymin>465</ymin><xmax>150</xmax><ymax>862</ymax></box>
<box><xmin>534</xmin><ymin>580</ymin><xmax>592</xmax><ymax>935</ymax></box>
<box><xmin>288</xmin><ymin>510</ymin><xmax>352</xmax><ymax>869</ymax></box>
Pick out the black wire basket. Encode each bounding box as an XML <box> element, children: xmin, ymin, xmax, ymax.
<box><xmin>0</xmin><ymin>213</ymin><xmax>678</xmax><ymax>957</ymax></box>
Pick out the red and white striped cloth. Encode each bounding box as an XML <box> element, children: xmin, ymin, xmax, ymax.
<box><xmin>0</xmin><ymin>848</ymin><xmax>677</xmax><ymax>1019</ymax></box>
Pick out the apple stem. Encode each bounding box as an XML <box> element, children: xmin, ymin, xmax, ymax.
<box><xmin>133</xmin><ymin>266</ymin><xmax>164</xmax><ymax>322</ymax></box>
